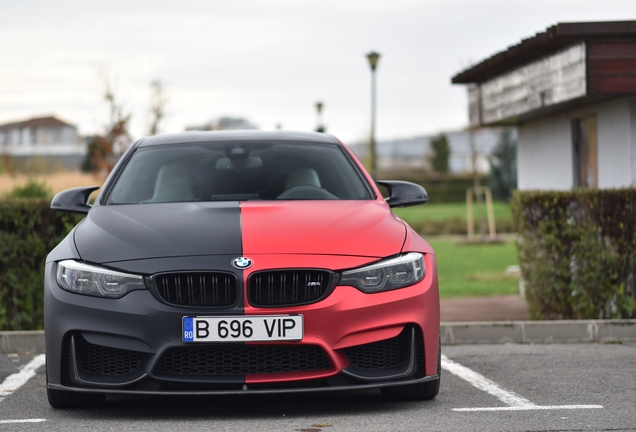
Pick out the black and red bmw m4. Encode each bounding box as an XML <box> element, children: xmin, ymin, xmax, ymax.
<box><xmin>44</xmin><ymin>130</ymin><xmax>440</xmax><ymax>408</ymax></box>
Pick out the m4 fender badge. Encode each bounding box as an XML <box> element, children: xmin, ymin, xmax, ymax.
<box><xmin>232</xmin><ymin>257</ymin><xmax>253</xmax><ymax>270</ymax></box>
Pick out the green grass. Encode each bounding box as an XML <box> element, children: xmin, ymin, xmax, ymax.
<box><xmin>392</xmin><ymin>202</ymin><xmax>519</xmax><ymax>297</ymax></box>
<box><xmin>429</xmin><ymin>239</ymin><xmax>520</xmax><ymax>298</ymax></box>
<box><xmin>393</xmin><ymin>202</ymin><xmax>511</xmax><ymax>225</ymax></box>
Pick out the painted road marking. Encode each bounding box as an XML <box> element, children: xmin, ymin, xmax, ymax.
<box><xmin>0</xmin><ymin>354</ymin><xmax>47</xmax><ymax>424</ymax></box>
<box><xmin>441</xmin><ymin>354</ymin><xmax>603</xmax><ymax>412</ymax></box>
<box><xmin>450</xmin><ymin>405</ymin><xmax>605</xmax><ymax>412</ymax></box>
<box><xmin>0</xmin><ymin>354</ymin><xmax>46</xmax><ymax>402</ymax></box>
<box><xmin>0</xmin><ymin>419</ymin><xmax>46</xmax><ymax>424</ymax></box>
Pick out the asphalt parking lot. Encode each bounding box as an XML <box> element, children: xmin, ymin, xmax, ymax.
<box><xmin>1</xmin><ymin>343</ymin><xmax>635</xmax><ymax>431</ymax></box>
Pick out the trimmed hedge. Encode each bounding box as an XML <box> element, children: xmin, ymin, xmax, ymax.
<box><xmin>0</xmin><ymin>199</ymin><xmax>79</xmax><ymax>330</ymax></box>
<box><xmin>511</xmin><ymin>189</ymin><xmax>636</xmax><ymax>320</ymax></box>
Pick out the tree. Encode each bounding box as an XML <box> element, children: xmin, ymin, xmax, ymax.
<box><xmin>82</xmin><ymin>68</ymin><xmax>132</xmax><ymax>176</ymax></box>
<box><xmin>429</xmin><ymin>133</ymin><xmax>450</xmax><ymax>174</ymax></box>
<box><xmin>149</xmin><ymin>80</ymin><xmax>168</xmax><ymax>136</ymax></box>
<box><xmin>488</xmin><ymin>128</ymin><xmax>517</xmax><ymax>201</ymax></box>
<box><xmin>81</xmin><ymin>115</ymin><xmax>130</xmax><ymax>175</ymax></box>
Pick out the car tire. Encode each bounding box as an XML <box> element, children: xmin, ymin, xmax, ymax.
<box><xmin>381</xmin><ymin>334</ymin><xmax>441</xmax><ymax>401</ymax></box>
<box><xmin>46</xmin><ymin>370</ymin><xmax>105</xmax><ymax>409</ymax></box>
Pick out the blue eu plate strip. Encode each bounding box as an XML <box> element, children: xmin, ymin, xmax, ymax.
<box><xmin>183</xmin><ymin>317</ymin><xmax>194</xmax><ymax>342</ymax></box>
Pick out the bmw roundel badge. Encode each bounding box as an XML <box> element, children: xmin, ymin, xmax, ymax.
<box><xmin>232</xmin><ymin>257</ymin><xmax>253</xmax><ymax>269</ymax></box>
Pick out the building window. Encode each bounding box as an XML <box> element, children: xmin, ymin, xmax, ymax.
<box><xmin>572</xmin><ymin>115</ymin><xmax>598</xmax><ymax>188</ymax></box>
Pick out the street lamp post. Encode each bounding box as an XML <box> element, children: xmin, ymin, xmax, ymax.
<box><xmin>315</xmin><ymin>101</ymin><xmax>325</xmax><ymax>133</ymax></box>
<box><xmin>366</xmin><ymin>52</ymin><xmax>380</xmax><ymax>180</ymax></box>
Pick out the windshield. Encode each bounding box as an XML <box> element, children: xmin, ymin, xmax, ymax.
<box><xmin>108</xmin><ymin>141</ymin><xmax>372</xmax><ymax>203</ymax></box>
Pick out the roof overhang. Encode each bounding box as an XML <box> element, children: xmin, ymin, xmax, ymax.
<box><xmin>453</xmin><ymin>21</ymin><xmax>636</xmax><ymax>84</ymax></box>
<box><xmin>453</xmin><ymin>21</ymin><xmax>636</xmax><ymax>127</ymax></box>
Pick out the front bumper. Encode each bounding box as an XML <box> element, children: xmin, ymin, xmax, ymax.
<box><xmin>44</xmin><ymin>254</ymin><xmax>440</xmax><ymax>395</ymax></box>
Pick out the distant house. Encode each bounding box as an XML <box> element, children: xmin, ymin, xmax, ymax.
<box><xmin>186</xmin><ymin>117</ymin><xmax>258</xmax><ymax>131</ymax></box>
<box><xmin>0</xmin><ymin>116</ymin><xmax>86</xmax><ymax>169</ymax></box>
<box><xmin>452</xmin><ymin>21</ymin><xmax>636</xmax><ymax>190</ymax></box>
<box><xmin>347</xmin><ymin>127</ymin><xmax>509</xmax><ymax>174</ymax></box>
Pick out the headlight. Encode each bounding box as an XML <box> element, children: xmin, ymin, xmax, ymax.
<box><xmin>56</xmin><ymin>260</ymin><xmax>145</xmax><ymax>298</ymax></box>
<box><xmin>341</xmin><ymin>253</ymin><xmax>425</xmax><ymax>293</ymax></box>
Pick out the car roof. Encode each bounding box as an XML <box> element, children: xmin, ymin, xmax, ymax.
<box><xmin>136</xmin><ymin>130</ymin><xmax>340</xmax><ymax>148</ymax></box>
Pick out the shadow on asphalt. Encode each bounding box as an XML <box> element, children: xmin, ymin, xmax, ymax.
<box><xmin>62</xmin><ymin>390</ymin><xmax>440</xmax><ymax>420</ymax></box>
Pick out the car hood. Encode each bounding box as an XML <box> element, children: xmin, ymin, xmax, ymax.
<box><xmin>240</xmin><ymin>201</ymin><xmax>405</xmax><ymax>258</ymax></box>
<box><xmin>74</xmin><ymin>200</ymin><xmax>406</xmax><ymax>264</ymax></box>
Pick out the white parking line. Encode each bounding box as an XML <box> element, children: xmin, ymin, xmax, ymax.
<box><xmin>441</xmin><ymin>354</ymin><xmax>534</xmax><ymax>407</ymax></box>
<box><xmin>0</xmin><ymin>354</ymin><xmax>46</xmax><ymax>401</ymax></box>
<box><xmin>451</xmin><ymin>405</ymin><xmax>605</xmax><ymax>412</ymax></box>
<box><xmin>440</xmin><ymin>354</ymin><xmax>604</xmax><ymax>412</ymax></box>
<box><xmin>0</xmin><ymin>354</ymin><xmax>47</xmax><ymax>424</ymax></box>
<box><xmin>0</xmin><ymin>419</ymin><xmax>46</xmax><ymax>424</ymax></box>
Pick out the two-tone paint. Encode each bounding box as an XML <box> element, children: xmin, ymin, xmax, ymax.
<box><xmin>44</xmin><ymin>131</ymin><xmax>439</xmax><ymax>396</ymax></box>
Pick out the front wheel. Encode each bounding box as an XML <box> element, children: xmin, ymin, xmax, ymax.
<box><xmin>381</xmin><ymin>334</ymin><xmax>441</xmax><ymax>401</ymax></box>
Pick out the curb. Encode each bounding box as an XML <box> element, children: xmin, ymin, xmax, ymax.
<box><xmin>441</xmin><ymin>319</ymin><xmax>636</xmax><ymax>345</ymax></box>
<box><xmin>2</xmin><ymin>320</ymin><xmax>636</xmax><ymax>354</ymax></box>
<box><xmin>0</xmin><ymin>331</ymin><xmax>45</xmax><ymax>354</ymax></box>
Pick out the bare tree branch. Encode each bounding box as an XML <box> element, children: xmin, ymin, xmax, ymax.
<box><xmin>149</xmin><ymin>80</ymin><xmax>168</xmax><ymax>136</ymax></box>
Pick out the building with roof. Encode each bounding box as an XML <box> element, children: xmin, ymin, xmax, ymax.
<box><xmin>452</xmin><ymin>21</ymin><xmax>636</xmax><ymax>190</ymax></box>
<box><xmin>185</xmin><ymin>117</ymin><xmax>258</xmax><ymax>132</ymax></box>
<box><xmin>0</xmin><ymin>115</ymin><xmax>86</xmax><ymax>169</ymax></box>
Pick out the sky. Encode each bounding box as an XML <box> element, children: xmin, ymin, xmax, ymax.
<box><xmin>1</xmin><ymin>0</ymin><xmax>635</xmax><ymax>144</ymax></box>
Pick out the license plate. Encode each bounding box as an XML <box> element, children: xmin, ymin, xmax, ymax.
<box><xmin>182</xmin><ymin>315</ymin><xmax>303</xmax><ymax>343</ymax></box>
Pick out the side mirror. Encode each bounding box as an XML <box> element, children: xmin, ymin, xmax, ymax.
<box><xmin>376</xmin><ymin>180</ymin><xmax>428</xmax><ymax>208</ymax></box>
<box><xmin>51</xmin><ymin>186</ymin><xmax>100</xmax><ymax>214</ymax></box>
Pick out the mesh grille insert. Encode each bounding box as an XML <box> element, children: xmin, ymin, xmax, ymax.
<box><xmin>75</xmin><ymin>335</ymin><xmax>144</xmax><ymax>376</ymax></box>
<box><xmin>248</xmin><ymin>270</ymin><xmax>333</xmax><ymax>307</ymax></box>
<box><xmin>154</xmin><ymin>272</ymin><xmax>238</xmax><ymax>307</ymax></box>
<box><xmin>344</xmin><ymin>328</ymin><xmax>408</xmax><ymax>370</ymax></box>
<box><xmin>156</xmin><ymin>344</ymin><xmax>331</xmax><ymax>376</ymax></box>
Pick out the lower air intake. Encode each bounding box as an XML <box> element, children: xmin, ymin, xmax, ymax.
<box><xmin>74</xmin><ymin>335</ymin><xmax>144</xmax><ymax>376</ymax></box>
<box><xmin>344</xmin><ymin>327</ymin><xmax>409</xmax><ymax>370</ymax></box>
<box><xmin>156</xmin><ymin>345</ymin><xmax>331</xmax><ymax>376</ymax></box>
